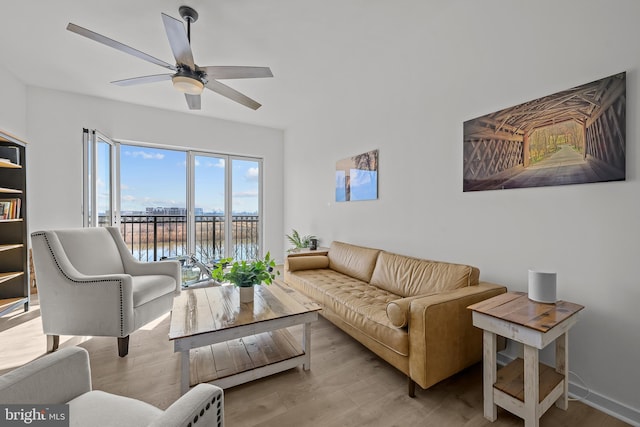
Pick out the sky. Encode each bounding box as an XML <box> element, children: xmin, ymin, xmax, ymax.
<box><xmin>116</xmin><ymin>144</ymin><xmax>260</xmax><ymax>214</ymax></box>
<box><xmin>335</xmin><ymin>169</ymin><xmax>378</xmax><ymax>202</ymax></box>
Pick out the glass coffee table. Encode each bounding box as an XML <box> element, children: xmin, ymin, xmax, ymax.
<box><xmin>169</xmin><ymin>281</ymin><xmax>321</xmax><ymax>393</ymax></box>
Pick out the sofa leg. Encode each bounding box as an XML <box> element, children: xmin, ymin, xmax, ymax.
<box><xmin>408</xmin><ymin>378</ymin><xmax>416</xmax><ymax>398</ymax></box>
<box><xmin>118</xmin><ymin>336</ymin><xmax>130</xmax><ymax>357</ymax></box>
<box><xmin>46</xmin><ymin>335</ymin><xmax>59</xmax><ymax>353</ymax></box>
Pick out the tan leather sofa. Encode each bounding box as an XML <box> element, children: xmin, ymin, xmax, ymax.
<box><xmin>284</xmin><ymin>241</ymin><xmax>506</xmax><ymax>396</ymax></box>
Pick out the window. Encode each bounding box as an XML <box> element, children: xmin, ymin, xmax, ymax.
<box><xmin>230</xmin><ymin>158</ymin><xmax>261</xmax><ymax>261</ymax></box>
<box><xmin>83</xmin><ymin>129</ymin><xmax>116</xmax><ymax>227</ymax></box>
<box><xmin>83</xmin><ymin>131</ymin><xmax>263</xmax><ymax>262</ymax></box>
<box><xmin>119</xmin><ymin>144</ymin><xmax>187</xmax><ymax>261</ymax></box>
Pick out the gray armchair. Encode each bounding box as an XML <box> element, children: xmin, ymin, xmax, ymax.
<box><xmin>31</xmin><ymin>227</ymin><xmax>181</xmax><ymax>357</ymax></box>
<box><xmin>0</xmin><ymin>346</ymin><xmax>224</xmax><ymax>427</ymax></box>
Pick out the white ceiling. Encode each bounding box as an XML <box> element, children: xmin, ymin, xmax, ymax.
<box><xmin>0</xmin><ymin>0</ymin><xmax>450</xmax><ymax>129</ymax></box>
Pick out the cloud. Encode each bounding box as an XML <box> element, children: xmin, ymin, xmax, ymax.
<box><xmin>124</xmin><ymin>150</ymin><xmax>164</xmax><ymax>160</ymax></box>
<box><xmin>234</xmin><ymin>190</ymin><xmax>258</xmax><ymax>198</ymax></box>
<box><xmin>142</xmin><ymin>196</ymin><xmax>185</xmax><ymax>207</ymax></box>
<box><xmin>188</xmin><ymin>158</ymin><xmax>224</xmax><ymax>168</ymax></box>
<box><xmin>246</xmin><ymin>167</ymin><xmax>259</xmax><ymax>181</ymax></box>
<box><xmin>122</xmin><ymin>195</ymin><xmax>136</xmax><ymax>202</ymax></box>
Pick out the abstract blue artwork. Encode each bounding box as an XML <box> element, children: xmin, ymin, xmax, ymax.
<box><xmin>335</xmin><ymin>149</ymin><xmax>378</xmax><ymax>202</ymax></box>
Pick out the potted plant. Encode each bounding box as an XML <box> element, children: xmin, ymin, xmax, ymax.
<box><xmin>286</xmin><ymin>229</ymin><xmax>317</xmax><ymax>253</ymax></box>
<box><xmin>211</xmin><ymin>252</ymin><xmax>279</xmax><ymax>303</ymax></box>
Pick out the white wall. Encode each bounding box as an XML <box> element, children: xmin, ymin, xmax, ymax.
<box><xmin>25</xmin><ymin>86</ymin><xmax>285</xmax><ymax>261</ymax></box>
<box><xmin>284</xmin><ymin>0</ymin><xmax>640</xmax><ymax>422</ymax></box>
<box><xmin>0</xmin><ymin>65</ymin><xmax>27</xmax><ymax>138</ymax></box>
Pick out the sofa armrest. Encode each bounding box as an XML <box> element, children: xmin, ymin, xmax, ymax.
<box><xmin>407</xmin><ymin>282</ymin><xmax>507</xmax><ymax>389</ymax></box>
<box><xmin>0</xmin><ymin>347</ymin><xmax>92</xmax><ymax>404</ymax></box>
<box><xmin>124</xmin><ymin>259</ymin><xmax>181</xmax><ymax>294</ymax></box>
<box><xmin>285</xmin><ymin>255</ymin><xmax>329</xmax><ymax>272</ymax></box>
<box><xmin>148</xmin><ymin>384</ymin><xmax>224</xmax><ymax>427</ymax></box>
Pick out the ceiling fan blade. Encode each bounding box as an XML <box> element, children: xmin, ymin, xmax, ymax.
<box><xmin>205</xmin><ymin>80</ymin><xmax>262</xmax><ymax>110</ymax></box>
<box><xmin>111</xmin><ymin>74</ymin><xmax>173</xmax><ymax>86</ymax></box>
<box><xmin>161</xmin><ymin>13</ymin><xmax>195</xmax><ymax>69</ymax></box>
<box><xmin>199</xmin><ymin>66</ymin><xmax>273</xmax><ymax>79</ymax></box>
<box><xmin>66</xmin><ymin>23</ymin><xmax>176</xmax><ymax>71</ymax></box>
<box><xmin>185</xmin><ymin>94</ymin><xmax>201</xmax><ymax>110</ymax></box>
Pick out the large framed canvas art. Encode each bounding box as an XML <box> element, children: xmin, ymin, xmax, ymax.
<box><xmin>463</xmin><ymin>72</ymin><xmax>626</xmax><ymax>192</ymax></box>
<box><xmin>336</xmin><ymin>149</ymin><xmax>378</xmax><ymax>202</ymax></box>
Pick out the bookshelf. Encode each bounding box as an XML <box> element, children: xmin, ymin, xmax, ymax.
<box><xmin>0</xmin><ymin>130</ymin><xmax>28</xmax><ymax>316</ymax></box>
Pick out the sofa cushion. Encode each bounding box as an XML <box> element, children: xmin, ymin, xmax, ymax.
<box><xmin>369</xmin><ymin>251</ymin><xmax>480</xmax><ymax>297</ymax></box>
<box><xmin>323</xmin><ymin>279</ymin><xmax>408</xmax><ymax>356</ymax></box>
<box><xmin>282</xmin><ymin>269</ymin><xmax>336</xmax><ymax>304</ymax></box>
<box><xmin>131</xmin><ymin>275</ymin><xmax>177</xmax><ymax>307</ymax></box>
<box><xmin>328</xmin><ymin>241</ymin><xmax>380</xmax><ymax>283</ymax></box>
<box><xmin>68</xmin><ymin>390</ymin><xmax>161</xmax><ymax>427</ymax></box>
<box><xmin>287</xmin><ymin>268</ymin><xmax>409</xmax><ymax>356</ymax></box>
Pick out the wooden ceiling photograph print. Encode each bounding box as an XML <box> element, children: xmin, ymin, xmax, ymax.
<box><xmin>463</xmin><ymin>72</ymin><xmax>626</xmax><ymax>192</ymax></box>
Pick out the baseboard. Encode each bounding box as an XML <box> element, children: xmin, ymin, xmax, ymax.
<box><xmin>568</xmin><ymin>382</ymin><xmax>640</xmax><ymax>427</ymax></box>
<box><xmin>496</xmin><ymin>353</ymin><xmax>640</xmax><ymax>426</ymax></box>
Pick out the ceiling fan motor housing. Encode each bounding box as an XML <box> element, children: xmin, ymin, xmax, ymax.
<box><xmin>172</xmin><ymin>69</ymin><xmax>204</xmax><ymax>95</ymax></box>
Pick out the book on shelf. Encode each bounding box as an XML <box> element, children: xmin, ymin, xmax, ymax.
<box><xmin>0</xmin><ymin>198</ymin><xmax>21</xmax><ymax>220</ymax></box>
<box><xmin>0</xmin><ymin>146</ymin><xmax>19</xmax><ymax>165</ymax></box>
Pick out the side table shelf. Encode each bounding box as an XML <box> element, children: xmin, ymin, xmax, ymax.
<box><xmin>495</xmin><ymin>358</ymin><xmax>564</xmax><ymax>404</ymax></box>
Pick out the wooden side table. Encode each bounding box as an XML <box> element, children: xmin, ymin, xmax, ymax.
<box><xmin>286</xmin><ymin>247</ymin><xmax>330</xmax><ymax>257</ymax></box>
<box><xmin>468</xmin><ymin>292</ymin><xmax>584</xmax><ymax>427</ymax></box>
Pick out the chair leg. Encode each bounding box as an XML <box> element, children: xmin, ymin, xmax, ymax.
<box><xmin>408</xmin><ymin>377</ymin><xmax>416</xmax><ymax>398</ymax></box>
<box><xmin>118</xmin><ymin>336</ymin><xmax>130</xmax><ymax>357</ymax></box>
<box><xmin>46</xmin><ymin>335</ymin><xmax>59</xmax><ymax>353</ymax></box>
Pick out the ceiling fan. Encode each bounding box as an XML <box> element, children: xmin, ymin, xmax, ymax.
<box><xmin>67</xmin><ymin>6</ymin><xmax>272</xmax><ymax>110</ymax></box>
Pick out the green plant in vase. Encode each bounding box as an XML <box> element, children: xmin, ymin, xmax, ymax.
<box><xmin>211</xmin><ymin>252</ymin><xmax>279</xmax><ymax>303</ymax></box>
<box><xmin>286</xmin><ymin>229</ymin><xmax>316</xmax><ymax>253</ymax></box>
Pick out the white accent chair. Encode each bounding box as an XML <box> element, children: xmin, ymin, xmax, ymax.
<box><xmin>0</xmin><ymin>346</ymin><xmax>224</xmax><ymax>427</ymax></box>
<box><xmin>31</xmin><ymin>227</ymin><xmax>181</xmax><ymax>357</ymax></box>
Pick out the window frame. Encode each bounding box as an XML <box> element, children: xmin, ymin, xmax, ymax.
<box><xmin>83</xmin><ymin>129</ymin><xmax>117</xmax><ymax>227</ymax></box>
<box><xmin>83</xmin><ymin>132</ymin><xmax>265</xmax><ymax>260</ymax></box>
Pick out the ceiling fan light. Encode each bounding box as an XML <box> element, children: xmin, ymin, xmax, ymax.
<box><xmin>172</xmin><ymin>75</ymin><xmax>204</xmax><ymax>95</ymax></box>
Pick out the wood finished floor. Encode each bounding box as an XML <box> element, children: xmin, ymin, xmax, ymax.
<box><xmin>1</xmin><ymin>295</ymin><xmax>630</xmax><ymax>427</ymax></box>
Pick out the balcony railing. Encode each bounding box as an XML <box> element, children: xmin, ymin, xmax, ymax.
<box><xmin>100</xmin><ymin>214</ymin><xmax>259</xmax><ymax>262</ymax></box>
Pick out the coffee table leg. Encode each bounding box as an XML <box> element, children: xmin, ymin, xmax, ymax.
<box><xmin>303</xmin><ymin>322</ymin><xmax>312</xmax><ymax>370</ymax></box>
<box><xmin>181</xmin><ymin>350</ymin><xmax>190</xmax><ymax>394</ymax></box>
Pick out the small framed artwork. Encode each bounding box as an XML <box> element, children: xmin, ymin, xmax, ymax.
<box><xmin>336</xmin><ymin>149</ymin><xmax>378</xmax><ymax>202</ymax></box>
<box><xmin>463</xmin><ymin>72</ymin><xmax>625</xmax><ymax>192</ymax></box>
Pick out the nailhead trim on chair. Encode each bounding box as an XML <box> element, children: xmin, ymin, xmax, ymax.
<box><xmin>33</xmin><ymin>232</ymin><xmax>126</xmax><ymax>336</ymax></box>
<box><xmin>186</xmin><ymin>393</ymin><xmax>223</xmax><ymax>427</ymax></box>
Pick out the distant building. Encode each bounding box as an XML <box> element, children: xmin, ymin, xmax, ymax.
<box><xmin>146</xmin><ymin>207</ymin><xmax>187</xmax><ymax>216</ymax></box>
<box><xmin>142</xmin><ymin>207</ymin><xmax>207</xmax><ymax>216</ymax></box>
